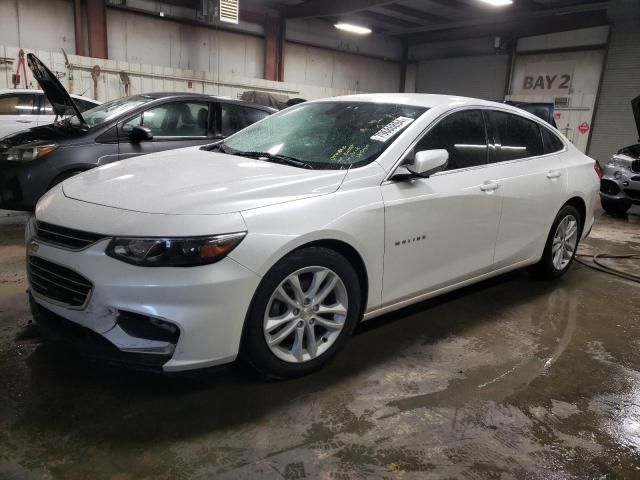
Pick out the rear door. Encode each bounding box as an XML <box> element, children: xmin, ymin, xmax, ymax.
<box><xmin>487</xmin><ymin>109</ymin><xmax>568</xmax><ymax>270</ymax></box>
<box><xmin>116</xmin><ymin>100</ymin><xmax>213</xmax><ymax>160</ymax></box>
<box><xmin>0</xmin><ymin>92</ymin><xmax>39</xmax><ymax>137</ymax></box>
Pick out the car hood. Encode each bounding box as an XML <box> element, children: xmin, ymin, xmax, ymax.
<box><xmin>62</xmin><ymin>148</ymin><xmax>347</xmax><ymax>215</ymax></box>
<box><xmin>0</xmin><ymin>124</ymin><xmax>79</xmax><ymax>148</ymax></box>
<box><xmin>27</xmin><ymin>53</ymin><xmax>85</xmax><ymax>125</ymax></box>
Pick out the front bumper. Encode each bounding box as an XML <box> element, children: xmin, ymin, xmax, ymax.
<box><xmin>26</xmin><ymin>224</ymin><xmax>261</xmax><ymax>372</ymax></box>
<box><xmin>599</xmin><ymin>163</ymin><xmax>640</xmax><ymax>204</ymax></box>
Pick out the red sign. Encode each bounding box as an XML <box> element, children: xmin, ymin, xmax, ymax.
<box><xmin>554</xmin><ymin>111</ymin><xmax>561</xmax><ymax>120</ymax></box>
<box><xmin>578</xmin><ymin>121</ymin><xmax>590</xmax><ymax>134</ymax></box>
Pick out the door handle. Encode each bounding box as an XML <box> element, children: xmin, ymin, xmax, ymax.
<box><xmin>480</xmin><ymin>181</ymin><xmax>499</xmax><ymax>192</ymax></box>
<box><xmin>546</xmin><ymin>170</ymin><xmax>562</xmax><ymax>179</ymax></box>
<box><xmin>16</xmin><ymin>119</ymin><xmax>33</xmax><ymax>124</ymax></box>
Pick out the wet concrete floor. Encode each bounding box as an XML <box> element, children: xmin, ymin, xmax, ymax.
<box><xmin>0</xmin><ymin>208</ymin><xmax>639</xmax><ymax>479</ymax></box>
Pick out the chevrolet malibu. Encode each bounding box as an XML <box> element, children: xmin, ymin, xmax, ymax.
<box><xmin>26</xmin><ymin>94</ymin><xmax>600</xmax><ymax>378</ymax></box>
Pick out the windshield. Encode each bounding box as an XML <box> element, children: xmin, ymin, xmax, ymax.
<box><xmin>222</xmin><ymin>101</ymin><xmax>427</xmax><ymax>169</ymax></box>
<box><xmin>67</xmin><ymin>95</ymin><xmax>155</xmax><ymax>128</ymax></box>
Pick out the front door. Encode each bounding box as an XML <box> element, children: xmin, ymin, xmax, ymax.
<box><xmin>381</xmin><ymin>109</ymin><xmax>502</xmax><ymax>305</ymax></box>
<box><xmin>116</xmin><ymin>100</ymin><xmax>213</xmax><ymax>160</ymax></box>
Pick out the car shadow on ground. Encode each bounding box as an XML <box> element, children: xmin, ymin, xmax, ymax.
<box><xmin>6</xmin><ymin>262</ymin><xmax>568</xmax><ymax>444</ymax></box>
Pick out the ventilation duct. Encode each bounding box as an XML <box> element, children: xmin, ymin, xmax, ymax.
<box><xmin>220</xmin><ymin>0</ymin><xmax>239</xmax><ymax>24</ymax></box>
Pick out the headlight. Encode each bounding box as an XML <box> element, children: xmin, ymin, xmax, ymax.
<box><xmin>106</xmin><ymin>232</ymin><xmax>246</xmax><ymax>267</ymax></box>
<box><xmin>607</xmin><ymin>154</ymin><xmax>633</xmax><ymax>169</ymax></box>
<box><xmin>0</xmin><ymin>143</ymin><xmax>58</xmax><ymax>162</ymax></box>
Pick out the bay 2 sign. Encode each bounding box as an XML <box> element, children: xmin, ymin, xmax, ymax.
<box><xmin>523</xmin><ymin>74</ymin><xmax>571</xmax><ymax>92</ymax></box>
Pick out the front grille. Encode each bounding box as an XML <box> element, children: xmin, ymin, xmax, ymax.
<box><xmin>600</xmin><ymin>179</ymin><xmax>620</xmax><ymax>195</ymax></box>
<box><xmin>632</xmin><ymin>160</ymin><xmax>640</xmax><ymax>174</ymax></box>
<box><xmin>36</xmin><ymin>221</ymin><xmax>106</xmax><ymax>250</ymax></box>
<box><xmin>624</xmin><ymin>188</ymin><xmax>640</xmax><ymax>201</ymax></box>
<box><xmin>28</xmin><ymin>256</ymin><xmax>93</xmax><ymax>308</ymax></box>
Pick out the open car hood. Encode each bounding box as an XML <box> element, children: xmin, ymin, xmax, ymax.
<box><xmin>26</xmin><ymin>53</ymin><xmax>85</xmax><ymax>125</ymax></box>
<box><xmin>632</xmin><ymin>95</ymin><xmax>640</xmax><ymax>141</ymax></box>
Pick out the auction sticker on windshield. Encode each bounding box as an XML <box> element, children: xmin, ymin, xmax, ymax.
<box><xmin>371</xmin><ymin>116</ymin><xmax>415</xmax><ymax>142</ymax></box>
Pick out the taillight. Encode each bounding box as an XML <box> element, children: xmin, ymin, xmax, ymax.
<box><xmin>594</xmin><ymin>161</ymin><xmax>603</xmax><ymax>178</ymax></box>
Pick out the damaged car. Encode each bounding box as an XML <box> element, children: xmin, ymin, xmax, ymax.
<box><xmin>599</xmin><ymin>95</ymin><xmax>640</xmax><ymax>214</ymax></box>
<box><xmin>0</xmin><ymin>54</ymin><xmax>275</xmax><ymax>211</ymax></box>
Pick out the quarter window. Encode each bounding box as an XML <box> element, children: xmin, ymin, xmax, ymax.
<box><xmin>0</xmin><ymin>94</ymin><xmax>36</xmax><ymax>115</ymax></box>
<box><xmin>220</xmin><ymin>104</ymin><xmax>269</xmax><ymax>137</ymax></box>
<box><xmin>489</xmin><ymin>111</ymin><xmax>543</xmax><ymax>162</ymax></box>
<box><xmin>413</xmin><ymin>109</ymin><xmax>488</xmax><ymax>171</ymax></box>
<box><xmin>123</xmin><ymin>102</ymin><xmax>209</xmax><ymax>137</ymax></box>
<box><xmin>541</xmin><ymin>126</ymin><xmax>565</xmax><ymax>154</ymax></box>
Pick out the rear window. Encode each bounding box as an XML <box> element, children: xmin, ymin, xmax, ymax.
<box><xmin>541</xmin><ymin>126</ymin><xmax>565</xmax><ymax>154</ymax></box>
<box><xmin>489</xmin><ymin>110</ymin><xmax>543</xmax><ymax>162</ymax></box>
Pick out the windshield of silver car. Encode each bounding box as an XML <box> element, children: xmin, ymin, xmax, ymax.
<box><xmin>221</xmin><ymin>102</ymin><xmax>428</xmax><ymax>169</ymax></box>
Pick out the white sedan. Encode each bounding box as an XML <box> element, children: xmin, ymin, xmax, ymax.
<box><xmin>0</xmin><ymin>89</ymin><xmax>99</xmax><ymax>138</ymax></box>
<box><xmin>26</xmin><ymin>94</ymin><xmax>599</xmax><ymax>377</ymax></box>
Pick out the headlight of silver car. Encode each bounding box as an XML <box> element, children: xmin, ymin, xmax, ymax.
<box><xmin>106</xmin><ymin>232</ymin><xmax>246</xmax><ymax>267</ymax></box>
<box><xmin>0</xmin><ymin>143</ymin><xmax>58</xmax><ymax>162</ymax></box>
<box><xmin>607</xmin><ymin>154</ymin><xmax>633</xmax><ymax>169</ymax></box>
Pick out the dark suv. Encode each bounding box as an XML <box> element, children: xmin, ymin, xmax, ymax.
<box><xmin>0</xmin><ymin>54</ymin><xmax>275</xmax><ymax>211</ymax></box>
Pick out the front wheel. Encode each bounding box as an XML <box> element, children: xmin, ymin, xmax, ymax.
<box><xmin>242</xmin><ymin>247</ymin><xmax>361</xmax><ymax>378</ymax></box>
<box><xmin>532</xmin><ymin>205</ymin><xmax>582</xmax><ymax>279</ymax></box>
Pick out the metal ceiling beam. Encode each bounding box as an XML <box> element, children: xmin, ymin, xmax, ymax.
<box><xmin>386</xmin><ymin>0</ymin><xmax>624</xmax><ymax>36</ymax></box>
<box><xmin>403</xmin><ymin>9</ymin><xmax>607</xmax><ymax>44</ymax></box>
<box><xmin>374</xmin><ymin>4</ymin><xmax>449</xmax><ymax>25</ymax></box>
<box><xmin>281</xmin><ymin>0</ymin><xmax>397</xmax><ymax>19</ymax></box>
<box><xmin>350</xmin><ymin>11</ymin><xmax>424</xmax><ymax>29</ymax></box>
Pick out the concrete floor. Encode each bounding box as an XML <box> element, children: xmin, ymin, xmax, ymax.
<box><xmin>0</xmin><ymin>209</ymin><xmax>639</xmax><ymax>480</ymax></box>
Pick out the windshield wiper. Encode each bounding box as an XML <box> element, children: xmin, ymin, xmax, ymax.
<box><xmin>234</xmin><ymin>151</ymin><xmax>314</xmax><ymax>170</ymax></box>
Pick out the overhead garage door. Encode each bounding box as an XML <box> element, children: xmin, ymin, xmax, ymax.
<box><xmin>588</xmin><ymin>20</ymin><xmax>640</xmax><ymax>163</ymax></box>
<box><xmin>416</xmin><ymin>55</ymin><xmax>509</xmax><ymax>101</ymax></box>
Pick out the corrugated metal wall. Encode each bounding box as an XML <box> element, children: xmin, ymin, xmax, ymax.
<box><xmin>0</xmin><ymin>45</ymin><xmax>363</xmax><ymax>103</ymax></box>
<box><xmin>588</xmin><ymin>20</ymin><xmax>640</xmax><ymax>163</ymax></box>
<box><xmin>416</xmin><ymin>55</ymin><xmax>509</xmax><ymax>101</ymax></box>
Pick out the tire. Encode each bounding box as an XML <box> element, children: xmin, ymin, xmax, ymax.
<box><xmin>532</xmin><ymin>205</ymin><xmax>582</xmax><ymax>279</ymax></box>
<box><xmin>601</xmin><ymin>198</ymin><xmax>631</xmax><ymax>215</ymax></box>
<box><xmin>48</xmin><ymin>170</ymin><xmax>84</xmax><ymax>190</ymax></box>
<box><xmin>242</xmin><ymin>247</ymin><xmax>361</xmax><ymax>379</ymax></box>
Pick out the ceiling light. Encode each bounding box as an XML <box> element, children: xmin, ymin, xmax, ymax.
<box><xmin>334</xmin><ymin>23</ymin><xmax>372</xmax><ymax>35</ymax></box>
<box><xmin>478</xmin><ymin>0</ymin><xmax>513</xmax><ymax>6</ymax></box>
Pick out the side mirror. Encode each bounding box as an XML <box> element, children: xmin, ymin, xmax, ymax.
<box><xmin>406</xmin><ymin>149</ymin><xmax>449</xmax><ymax>178</ymax></box>
<box><xmin>129</xmin><ymin>126</ymin><xmax>153</xmax><ymax>143</ymax></box>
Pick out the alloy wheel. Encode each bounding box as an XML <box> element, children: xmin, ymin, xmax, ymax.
<box><xmin>552</xmin><ymin>214</ymin><xmax>578</xmax><ymax>270</ymax></box>
<box><xmin>263</xmin><ymin>266</ymin><xmax>349</xmax><ymax>363</ymax></box>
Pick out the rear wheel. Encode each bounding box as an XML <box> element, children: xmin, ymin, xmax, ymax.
<box><xmin>532</xmin><ymin>205</ymin><xmax>582</xmax><ymax>279</ymax></box>
<box><xmin>601</xmin><ymin>198</ymin><xmax>631</xmax><ymax>215</ymax></box>
<box><xmin>242</xmin><ymin>247</ymin><xmax>361</xmax><ymax>378</ymax></box>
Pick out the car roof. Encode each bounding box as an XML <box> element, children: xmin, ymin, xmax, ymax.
<box><xmin>141</xmin><ymin>92</ymin><xmax>277</xmax><ymax>112</ymax></box>
<box><xmin>0</xmin><ymin>88</ymin><xmax>100</xmax><ymax>103</ymax></box>
<box><xmin>314</xmin><ymin>93</ymin><xmax>526</xmax><ymax>113</ymax></box>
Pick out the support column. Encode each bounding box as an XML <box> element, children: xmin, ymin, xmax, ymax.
<box><xmin>86</xmin><ymin>0</ymin><xmax>108</xmax><ymax>59</ymax></box>
<box><xmin>399</xmin><ymin>41</ymin><xmax>408</xmax><ymax>93</ymax></box>
<box><xmin>73</xmin><ymin>0</ymin><xmax>86</xmax><ymax>56</ymax></box>
<box><xmin>265</xmin><ymin>15</ymin><xmax>285</xmax><ymax>81</ymax></box>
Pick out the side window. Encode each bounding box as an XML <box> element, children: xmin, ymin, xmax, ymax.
<box><xmin>123</xmin><ymin>102</ymin><xmax>209</xmax><ymax>138</ymax></box>
<box><xmin>413</xmin><ymin>109</ymin><xmax>488</xmax><ymax>171</ymax></box>
<box><xmin>490</xmin><ymin>111</ymin><xmax>543</xmax><ymax>162</ymax></box>
<box><xmin>220</xmin><ymin>104</ymin><xmax>269</xmax><ymax>137</ymax></box>
<box><xmin>0</xmin><ymin>94</ymin><xmax>36</xmax><ymax>115</ymax></box>
<box><xmin>541</xmin><ymin>126</ymin><xmax>565</xmax><ymax>154</ymax></box>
